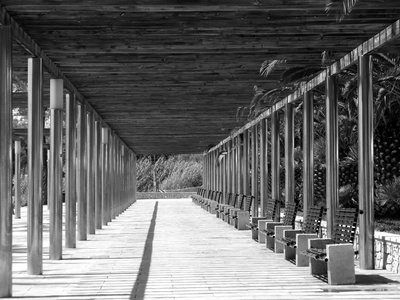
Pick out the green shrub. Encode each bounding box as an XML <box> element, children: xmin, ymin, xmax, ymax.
<box><xmin>375</xmin><ymin>176</ymin><xmax>400</xmax><ymax>218</ymax></box>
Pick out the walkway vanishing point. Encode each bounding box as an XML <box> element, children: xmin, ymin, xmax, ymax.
<box><xmin>8</xmin><ymin>199</ymin><xmax>400</xmax><ymax>300</ymax></box>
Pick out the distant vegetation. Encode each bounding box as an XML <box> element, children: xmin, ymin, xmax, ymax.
<box><xmin>136</xmin><ymin>154</ymin><xmax>203</xmax><ymax>192</ymax></box>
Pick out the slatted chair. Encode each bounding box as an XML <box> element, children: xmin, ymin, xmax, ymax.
<box><xmin>191</xmin><ymin>188</ymin><xmax>205</xmax><ymax>205</ymax></box>
<box><xmin>247</xmin><ymin>197</ymin><xmax>280</xmax><ymax>243</ymax></box>
<box><xmin>221</xmin><ymin>193</ymin><xmax>239</xmax><ymax>222</ymax></box>
<box><xmin>215</xmin><ymin>193</ymin><xmax>233</xmax><ymax>219</ymax></box>
<box><xmin>224</xmin><ymin>194</ymin><xmax>245</xmax><ymax>224</ymax></box>
<box><xmin>206</xmin><ymin>191</ymin><xmax>221</xmax><ymax>214</ymax></box>
<box><xmin>260</xmin><ymin>201</ymin><xmax>299</xmax><ymax>252</ymax></box>
<box><xmin>230</xmin><ymin>195</ymin><xmax>254</xmax><ymax>230</ymax></box>
<box><xmin>276</xmin><ymin>206</ymin><xmax>325</xmax><ymax>266</ymax></box>
<box><xmin>300</xmin><ymin>207</ymin><xmax>359</xmax><ymax>285</ymax></box>
<box><xmin>201</xmin><ymin>190</ymin><xmax>214</xmax><ymax>210</ymax></box>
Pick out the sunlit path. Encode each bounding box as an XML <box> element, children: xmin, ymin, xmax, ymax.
<box><xmin>8</xmin><ymin>199</ymin><xmax>400</xmax><ymax>300</ymax></box>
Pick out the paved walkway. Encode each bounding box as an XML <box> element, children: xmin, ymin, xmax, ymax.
<box><xmin>7</xmin><ymin>199</ymin><xmax>400</xmax><ymax>299</ymax></box>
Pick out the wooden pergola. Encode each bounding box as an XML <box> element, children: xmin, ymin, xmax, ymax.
<box><xmin>1</xmin><ymin>0</ymin><xmax>400</xmax><ymax>296</ymax></box>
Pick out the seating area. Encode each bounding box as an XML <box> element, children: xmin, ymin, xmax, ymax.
<box><xmin>192</xmin><ymin>188</ymin><xmax>253</xmax><ymax>230</ymax></box>
<box><xmin>193</xmin><ymin>191</ymin><xmax>368</xmax><ymax>286</ymax></box>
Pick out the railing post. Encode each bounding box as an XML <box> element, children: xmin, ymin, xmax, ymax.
<box><xmin>326</xmin><ymin>75</ymin><xmax>339</xmax><ymax>239</ymax></box>
<box><xmin>303</xmin><ymin>91</ymin><xmax>314</xmax><ymax>220</ymax></box>
<box><xmin>49</xmin><ymin>79</ymin><xmax>63</xmax><ymax>260</ymax></box>
<box><xmin>358</xmin><ymin>55</ymin><xmax>375</xmax><ymax>270</ymax></box>
<box><xmin>0</xmin><ymin>26</ymin><xmax>13</xmax><ymax>297</ymax></box>
<box><xmin>65</xmin><ymin>93</ymin><xmax>77</xmax><ymax>248</ymax></box>
<box><xmin>260</xmin><ymin>118</ymin><xmax>268</xmax><ymax>216</ymax></box>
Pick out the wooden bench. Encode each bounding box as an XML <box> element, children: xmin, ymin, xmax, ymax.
<box><xmin>206</xmin><ymin>191</ymin><xmax>221</xmax><ymax>214</ymax></box>
<box><xmin>276</xmin><ymin>206</ymin><xmax>325</xmax><ymax>266</ymax></box>
<box><xmin>300</xmin><ymin>207</ymin><xmax>359</xmax><ymax>285</ymax></box>
<box><xmin>224</xmin><ymin>194</ymin><xmax>245</xmax><ymax>224</ymax></box>
<box><xmin>215</xmin><ymin>193</ymin><xmax>232</xmax><ymax>218</ymax></box>
<box><xmin>230</xmin><ymin>195</ymin><xmax>254</xmax><ymax>230</ymax></box>
<box><xmin>259</xmin><ymin>201</ymin><xmax>299</xmax><ymax>252</ymax></box>
<box><xmin>247</xmin><ymin>198</ymin><xmax>279</xmax><ymax>243</ymax></box>
<box><xmin>201</xmin><ymin>190</ymin><xmax>214</xmax><ymax>210</ymax></box>
<box><xmin>222</xmin><ymin>194</ymin><xmax>241</xmax><ymax>222</ymax></box>
<box><xmin>191</xmin><ymin>188</ymin><xmax>205</xmax><ymax>205</ymax></box>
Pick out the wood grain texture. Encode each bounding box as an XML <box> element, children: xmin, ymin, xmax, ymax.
<box><xmin>3</xmin><ymin>1</ymin><xmax>400</xmax><ymax>153</ymax></box>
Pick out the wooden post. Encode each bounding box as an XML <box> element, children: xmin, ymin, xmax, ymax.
<box><xmin>243</xmin><ymin>130</ymin><xmax>250</xmax><ymax>196</ymax></box>
<box><xmin>271</xmin><ymin>111</ymin><xmax>280</xmax><ymax>221</ymax></box>
<box><xmin>303</xmin><ymin>91</ymin><xmax>314</xmax><ymax>220</ymax></box>
<box><xmin>87</xmin><ymin>112</ymin><xmax>95</xmax><ymax>234</ymax></box>
<box><xmin>95</xmin><ymin>120</ymin><xmax>102</xmax><ymax>229</ymax></box>
<box><xmin>77</xmin><ymin>104</ymin><xmax>87</xmax><ymax>240</ymax></box>
<box><xmin>0</xmin><ymin>26</ymin><xmax>13</xmax><ymax>297</ymax></box>
<box><xmin>251</xmin><ymin>125</ymin><xmax>259</xmax><ymax>216</ymax></box>
<box><xmin>226</xmin><ymin>140</ymin><xmax>232</xmax><ymax>203</ymax></box>
<box><xmin>285</xmin><ymin>103</ymin><xmax>295</xmax><ymax>205</ymax></box>
<box><xmin>358</xmin><ymin>55</ymin><xmax>375</xmax><ymax>270</ymax></box>
<box><xmin>102</xmin><ymin>127</ymin><xmax>109</xmax><ymax>226</ymax></box>
<box><xmin>65</xmin><ymin>93</ymin><xmax>77</xmax><ymax>248</ymax></box>
<box><xmin>326</xmin><ymin>76</ymin><xmax>339</xmax><ymax>239</ymax></box>
<box><xmin>238</xmin><ymin>134</ymin><xmax>243</xmax><ymax>195</ymax></box>
<box><xmin>260</xmin><ymin>118</ymin><xmax>268</xmax><ymax>216</ymax></box>
<box><xmin>14</xmin><ymin>140</ymin><xmax>21</xmax><ymax>219</ymax></box>
<box><xmin>49</xmin><ymin>79</ymin><xmax>63</xmax><ymax>260</ymax></box>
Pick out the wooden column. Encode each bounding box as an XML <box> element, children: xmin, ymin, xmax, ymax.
<box><xmin>226</xmin><ymin>140</ymin><xmax>232</xmax><ymax>203</ymax></box>
<box><xmin>77</xmin><ymin>104</ymin><xmax>87</xmax><ymax>240</ymax></box>
<box><xmin>107</xmin><ymin>132</ymin><xmax>113</xmax><ymax>222</ymax></box>
<box><xmin>285</xmin><ymin>103</ymin><xmax>295</xmax><ymax>205</ymax></box>
<box><xmin>238</xmin><ymin>134</ymin><xmax>243</xmax><ymax>195</ymax></box>
<box><xmin>0</xmin><ymin>25</ymin><xmax>13</xmax><ymax>297</ymax></box>
<box><xmin>271</xmin><ymin>111</ymin><xmax>280</xmax><ymax>221</ymax></box>
<box><xmin>243</xmin><ymin>130</ymin><xmax>250</xmax><ymax>196</ymax></box>
<box><xmin>251</xmin><ymin>125</ymin><xmax>259</xmax><ymax>216</ymax></box>
<box><xmin>87</xmin><ymin>112</ymin><xmax>95</xmax><ymax>234</ymax></box>
<box><xmin>303</xmin><ymin>91</ymin><xmax>314</xmax><ymax>220</ymax></box>
<box><xmin>27</xmin><ymin>58</ymin><xmax>43</xmax><ymax>274</ymax></box>
<box><xmin>326</xmin><ymin>76</ymin><xmax>339</xmax><ymax>239</ymax></box>
<box><xmin>14</xmin><ymin>140</ymin><xmax>21</xmax><ymax>219</ymax></box>
<box><xmin>358</xmin><ymin>55</ymin><xmax>375</xmax><ymax>270</ymax></box>
<box><xmin>233</xmin><ymin>136</ymin><xmax>238</xmax><ymax>194</ymax></box>
<box><xmin>65</xmin><ymin>93</ymin><xmax>76</xmax><ymax>248</ymax></box>
<box><xmin>49</xmin><ymin>79</ymin><xmax>63</xmax><ymax>260</ymax></box>
<box><xmin>101</xmin><ymin>127</ymin><xmax>109</xmax><ymax>226</ymax></box>
<box><xmin>260</xmin><ymin>118</ymin><xmax>268</xmax><ymax>216</ymax></box>
<box><xmin>95</xmin><ymin>120</ymin><xmax>102</xmax><ymax>229</ymax></box>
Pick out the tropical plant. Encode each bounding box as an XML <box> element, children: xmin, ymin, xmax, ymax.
<box><xmin>325</xmin><ymin>0</ymin><xmax>359</xmax><ymax>22</ymax></box>
<box><xmin>375</xmin><ymin>177</ymin><xmax>400</xmax><ymax>218</ymax></box>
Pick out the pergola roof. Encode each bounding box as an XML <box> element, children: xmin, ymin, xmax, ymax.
<box><xmin>3</xmin><ymin>0</ymin><xmax>400</xmax><ymax>154</ymax></box>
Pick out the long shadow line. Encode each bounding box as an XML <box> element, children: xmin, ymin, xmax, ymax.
<box><xmin>130</xmin><ymin>201</ymin><xmax>159</xmax><ymax>300</ymax></box>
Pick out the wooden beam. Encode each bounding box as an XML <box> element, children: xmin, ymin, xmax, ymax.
<box><xmin>208</xmin><ymin>19</ymin><xmax>400</xmax><ymax>154</ymax></box>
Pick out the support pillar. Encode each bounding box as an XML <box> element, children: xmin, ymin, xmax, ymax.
<box><xmin>87</xmin><ymin>112</ymin><xmax>95</xmax><ymax>234</ymax></box>
<box><xmin>226</xmin><ymin>140</ymin><xmax>232</xmax><ymax>203</ymax></box>
<box><xmin>326</xmin><ymin>76</ymin><xmax>339</xmax><ymax>239</ymax></box>
<box><xmin>260</xmin><ymin>118</ymin><xmax>268</xmax><ymax>216</ymax></box>
<box><xmin>243</xmin><ymin>130</ymin><xmax>250</xmax><ymax>196</ymax></box>
<box><xmin>102</xmin><ymin>127</ymin><xmax>109</xmax><ymax>226</ymax></box>
<box><xmin>238</xmin><ymin>134</ymin><xmax>243</xmax><ymax>195</ymax></box>
<box><xmin>95</xmin><ymin>120</ymin><xmax>102</xmax><ymax>229</ymax></box>
<box><xmin>49</xmin><ymin>79</ymin><xmax>63</xmax><ymax>260</ymax></box>
<box><xmin>77</xmin><ymin>104</ymin><xmax>87</xmax><ymax>240</ymax></box>
<box><xmin>251</xmin><ymin>125</ymin><xmax>259</xmax><ymax>216</ymax></box>
<box><xmin>65</xmin><ymin>94</ymin><xmax>76</xmax><ymax>248</ymax></box>
<box><xmin>14</xmin><ymin>140</ymin><xmax>21</xmax><ymax>219</ymax></box>
<box><xmin>271</xmin><ymin>111</ymin><xmax>280</xmax><ymax>221</ymax></box>
<box><xmin>358</xmin><ymin>55</ymin><xmax>375</xmax><ymax>270</ymax></box>
<box><xmin>27</xmin><ymin>58</ymin><xmax>43</xmax><ymax>274</ymax></box>
<box><xmin>285</xmin><ymin>103</ymin><xmax>295</xmax><ymax>205</ymax></box>
<box><xmin>303</xmin><ymin>91</ymin><xmax>314</xmax><ymax>220</ymax></box>
<box><xmin>0</xmin><ymin>26</ymin><xmax>13</xmax><ymax>297</ymax></box>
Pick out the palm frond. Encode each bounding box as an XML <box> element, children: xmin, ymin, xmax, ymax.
<box><xmin>372</xmin><ymin>53</ymin><xmax>396</xmax><ymax>68</ymax></box>
<box><xmin>281</xmin><ymin>66</ymin><xmax>324</xmax><ymax>85</ymax></box>
<box><xmin>326</xmin><ymin>0</ymin><xmax>358</xmax><ymax>22</ymax></box>
<box><xmin>259</xmin><ymin>60</ymin><xmax>286</xmax><ymax>77</ymax></box>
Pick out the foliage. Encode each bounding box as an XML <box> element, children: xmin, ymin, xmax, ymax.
<box><xmin>325</xmin><ymin>0</ymin><xmax>359</xmax><ymax>22</ymax></box>
<box><xmin>375</xmin><ymin>177</ymin><xmax>400</xmax><ymax>218</ymax></box>
<box><xmin>136</xmin><ymin>154</ymin><xmax>202</xmax><ymax>192</ymax></box>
